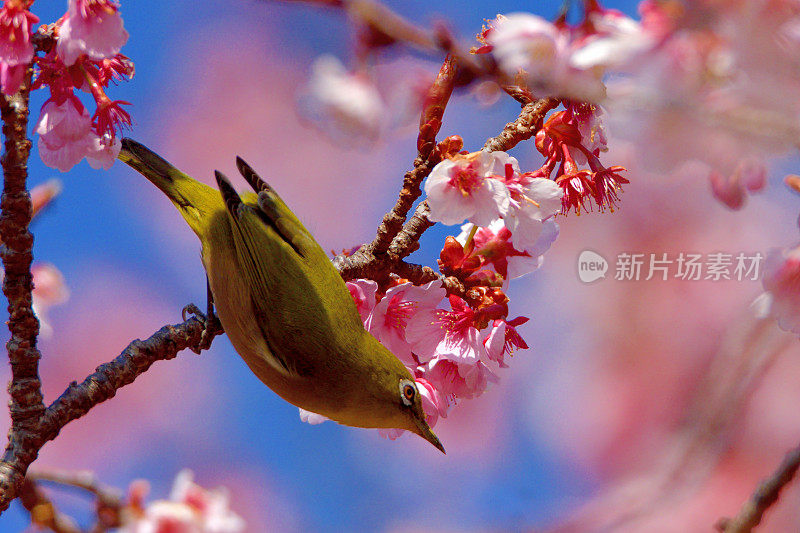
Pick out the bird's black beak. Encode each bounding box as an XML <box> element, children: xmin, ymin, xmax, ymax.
<box><xmin>413</xmin><ymin>416</ymin><xmax>446</xmax><ymax>454</ymax></box>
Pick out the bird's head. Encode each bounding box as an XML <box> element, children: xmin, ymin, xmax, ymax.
<box><xmin>392</xmin><ymin>376</ymin><xmax>446</xmax><ymax>454</ymax></box>
<box><xmin>344</xmin><ymin>334</ymin><xmax>446</xmax><ymax>453</ymax></box>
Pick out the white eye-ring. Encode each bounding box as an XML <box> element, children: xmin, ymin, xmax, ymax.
<box><xmin>399</xmin><ymin>379</ymin><xmax>416</xmax><ymax>407</ymax></box>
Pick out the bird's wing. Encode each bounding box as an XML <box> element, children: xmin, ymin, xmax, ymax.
<box><xmin>234</xmin><ymin>157</ymin><xmax>326</xmax><ymax>262</ymax></box>
<box><xmin>214</xmin><ymin>170</ymin><xmax>329</xmax><ymax>378</ymax></box>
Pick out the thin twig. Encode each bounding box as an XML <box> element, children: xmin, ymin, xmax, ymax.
<box><xmin>716</xmin><ymin>446</ymin><xmax>800</xmax><ymax>533</ymax></box>
<box><xmin>483</xmin><ymin>97</ymin><xmax>560</xmax><ymax>152</ymax></box>
<box><xmin>19</xmin><ymin>477</ymin><xmax>80</xmax><ymax>533</ymax></box>
<box><xmin>29</xmin><ymin>469</ymin><xmax>124</xmax><ymax>532</ymax></box>
<box><xmin>363</xmin><ymin>56</ymin><xmax>456</xmax><ymax>258</ymax></box>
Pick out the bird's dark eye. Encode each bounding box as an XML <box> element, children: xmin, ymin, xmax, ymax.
<box><xmin>399</xmin><ymin>379</ymin><xmax>416</xmax><ymax>406</ymax></box>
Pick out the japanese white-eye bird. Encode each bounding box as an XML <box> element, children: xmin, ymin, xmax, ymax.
<box><xmin>118</xmin><ymin>138</ymin><xmax>445</xmax><ymax>453</ymax></box>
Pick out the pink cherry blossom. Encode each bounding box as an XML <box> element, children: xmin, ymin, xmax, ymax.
<box><xmin>0</xmin><ymin>2</ymin><xmax>37</xmax><ymax>65</ymax></box>
<box><xmin>485</xmin><ymin>13</ymin><xmax>606</xmax><ymax>101</ymax></box>
<box><xmin>424</xmin><ymin>150</ymin><xmax>512</xmax><ymax>227</ymax></box>
<box><xmin>483</xmin><ymin>317</ymin><xmax>529</xmax><ymax>368</ymax></box>
<box><xmin>57</xmin><ymin>0</ymin><xmax>129</xmax><ymax>66</ymax></box>
<box><xmin>419</xmin><ymin>357</ymin><xmax>489</xmax><ymax>402</ymax></box>
<box><xmin>570</xmin><ymin>7</ymin><xmax>652</xmax><ymax>71</ymax></box>
<box><xmin>367</xmin><ymin>280</ymin><xmax>445</xmax><ymax>367</ymax></box>
<box><xmin>31</xmin><ymin>262</ymin><xmax>69</xmax><ymax>338</ymax></box>
<box><xmin>460</xmin><ymin>360</ymin><xmax>499</xmax><ymax>397</ymax></box>
<box><xmin>31</xmin><ymin>179</ymin><xmax>62</xmax><ymax>217</ymax></box>
<box><xmin>0</xmin><ymin>2</ymin><xmax>38</xmax><ymax>95</ymax></box>
<box><xmin>419</xmin><ymin>358</ymin><xmax>470</xmax><ymax>403</ymax></box>
<box><xmin>86</xmin><ymin>131</ymin><xmax>121</xmax><ymax>169</ymax></box>
<box><xmin>378</xmin><ymin>427</ymin><xmax>405</xmax><ymax>440</ymax></box>
<box><xmin>125</xmin><ymin>500</ymin><xmax>200</xmax><ymax>533</ymax></box>
<box><xmin>604</xmin><ymin>1</ymin><xmax>800</xmax><ymax>201</ymax></box>
<box><xmin>416</xmin><ymin>377</ymin><xmax>448</xmax><ymax>427</ymax></box>
<box><xmin>568</xmin><ymin>102</ymin><xmax>608</xmax><ymax>165</ymax></box>
<box><xmin>755</xmin><ymin>246</ymin><xmax>800</xmax><ymax>335</ymax></box>
<box><xmin>35</xmin><ymin>97</ymin><xmax>94</xmax><ymax>172</ymax></box>
<box><xmin>298</xmin><ymin>55</ymin><xmax>384</xmax><ymax>143</ymax></box>
<box><xmin>346</xmin><ymin>278</ymin><xmax>378</xmax><ymax>325</ymax></box>
<box><xmin>503</xmin><ymin>173</ymin><xmax>562</xmax><ymax>251</ymax></box>
<box><xmin>406</xmin><ymin>295</ymin><xmax>486</xmax><ymax>365</ymax></box>
<box><xmin>456</xmin><ymin>218</ymin><xmax>559</xmax><ymax>280</ymax></box>
<box><xmin>709</xmin><ymin>158</ymin><xmax>767</xmax><ymax>210</ymax></box>
<box><xmin>122</xmin><ymin>470</ymin><xmax>245</xmax><ymax>533</ymax></box>
<box><xmin>0</xmin><ymin>62</ymin><xmax>24</xmax><ymax>94</ymax></box>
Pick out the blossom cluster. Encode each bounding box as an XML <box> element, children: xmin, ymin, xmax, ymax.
<box><xmin>476</xmin><ymin>6</ymin><xmax>651</xmax><ymax>103</ymax></box>
<box><xmin>121</xmin><ymin>470</ymin><xmax>245</xmax><ymax>533</ymax></box>
<box><xmin>0</xmin><ymin>0</ymin><xmax>132</xmax><ymax>171</ymax></box>
<box><xmin>301</xmin><ymin>212</ymin><xmax>561</xmax><ymax>438</ymax></box>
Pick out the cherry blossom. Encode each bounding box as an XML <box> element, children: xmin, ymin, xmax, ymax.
<box><xmin>298</xmin><ymin>55</ymin><xmax>384</xmax><ymax>143</ymax></box>
<box><xmin>483</xmin><ymin>13</ymin><xmax>606</xmax><ymax>102</ymax></box>
<box><xmin>570</xmin><ymin>6</ymin><xmax>652</xmax><ymax>71</ymax></box>
<box><xmin>346</xmin><ymin>278</ymin><xmax>378</xmax><ymax>324</ymax></box>
<box><xmin>298</xmin><ymin>408</ymin><xmax>329</xmax><ymax>425</ymax></box>
<box><xmin>86</xmin><ymin>132</ymin><xmax>122</xmax><ymax>169</ymax></box>
<box><xmin>416</xmin><ymin>377</ymin><xmax>448</xmax><ymax>428</ymax></box>
<box><xmin>406</xmin><ymin>295</ymin><xmax>486</xmax><ymax>366</ymax></box>
<box><xmin>483</xmin><ymin>317</ymin><xmax>529</xmax><ymax>368</ymax></box>
<box><xmin>57</xmin><ymin>0</ymin><xmax>129</xmax><ymax>66</ymax></box>
<box><xmin>603</xmin><ymin>0</ymin><xmax>800</xmax><ymax>203</ymax></box>
<box><xmin>424</xmin><ymin>150</ymin><xmax>512</xmax><ymax>227</ymax></box>
<box><xmin>709</xmin><ymin>159</ymin><xmax>767</xmax><ymax>210</ymax></box>
<box><xmin>31</xmin><ymin>263</ymin><xmax>69</xmax><ymax>338</ymax></box>
<box><xmin>754</xmin><ymin>246</ymin><xmax>800</xmax><ymax>335</ymax></box>
<box><xmin>366</xmin><ymin>281</ymin><xmax>446</xmax><ymax>367</ymax></box>
<box><xmin>0</xmin><ymin>1</ymin><xmax>37</xmax><ymax>94</ymax></box>
<box><xmin>455</xmin><ymin>218</ymin><xmax>559</xmax><ymax>280</ymax></box>
<box><xmin>122</xmin><ymin>470</ymin><xmax>245</xmax><ymax>533</ymax></box>
<box><xmin>35</xmin><ymin>97</ymin><xmax>95</xmax><ymax>172</ymax></box>
<box><xmin>503</xmin><ymin>173</ymin><xmax>562</xmax><ymax>251</ymax></box>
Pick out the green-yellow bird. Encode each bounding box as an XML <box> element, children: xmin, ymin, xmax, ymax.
<box><xmin>118</xmin><ymin>138</ymin><xmax>444</xmax><ymax>453</ymax></box>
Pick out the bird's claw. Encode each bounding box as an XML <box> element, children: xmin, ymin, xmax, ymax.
<box><xmin>181</xmin><ymin>303</ymin><xmax>218</xmax><ymax>354</ymax></box>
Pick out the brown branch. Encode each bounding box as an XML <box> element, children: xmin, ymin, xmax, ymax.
<box><xmin>0</xmin><ymin>313</ymin><xmax>221</xmax><ymax>513</ymax></box>
<box><xmin>716</xmin><ymin>445</ymin><xmax>800</xmax><ymax>533</ymax></box>
<box><xmin>29</xmin><ymin>469</ymin><xmax>124</xmax><ymax>532</ymax></box>
<box><xmin>19</xmin><ymin>477</ymin><xmax>80</xmax><ymax>533</ymax></box>
<box><xmin>483</xmin><ymin>97</ymin><xmax>560</xmax><ymax>152</ymax></box>
<box><xmin>358</xmin><ymin>56</ymin><xmax>456</xmax><ymax>261</ymax></box>
<box><xmin>388</xmin><ymin>200</ymin><xmax>432</xmax><ymax>259</ymax></box>
<box><xmin>39</xmin><ymin>315</ymin><xmax>221</xmax><ymax>444</ymax></box>
<box><xmin>336</xmin><ymin>93</ymin><xmax>560</xmax><ymax>292</ymax></box>
<box><xmin>0</xmin><ymin>61</ymin><xmax>46</xmax><ymax>514</ymax></box>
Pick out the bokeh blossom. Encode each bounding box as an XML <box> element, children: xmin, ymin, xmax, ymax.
<box><xmin>122</xmin><ymin>470</ymin><xmax>245</xmax><ymax>533</ymax></box>
<box><xmin>481</xmin><ymin>13</ymin><xmax>606</xmax><ymax>102</ymax></box>
<box><xmin>754</xmin><ymin>245</ymin><xmax>800</xmax><ymax>335</ymax></box>
<box><xmin>298</xmin><ymin>55</ymin><xmax>384</xmax><ymax>143</ymax></box>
